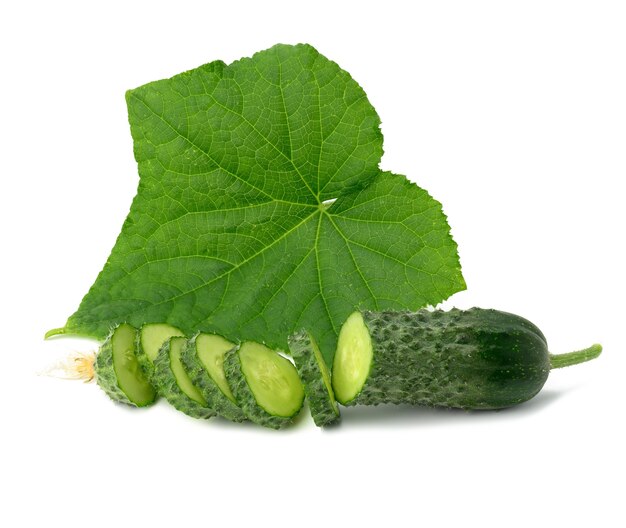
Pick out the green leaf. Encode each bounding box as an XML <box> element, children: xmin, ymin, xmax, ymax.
<box><xmin>56</xmin><ymin>44</ymin><xmax>465</xmax><ymax>362</ymax></box>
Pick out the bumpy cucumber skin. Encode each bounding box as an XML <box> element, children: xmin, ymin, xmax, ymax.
<box><xmin>223</xmin><ymin>349</ymin><xmax>299</xmax><ymax>430</ymax></box>
<box><xmin>153</xmin><ymin>339</ymin><xmax>215</xmax><ymax>420</ymax></box>
<box><xmin>180</xmin><ymin>335</ymin><xmax>247</xmax><ymax>423</ymax></box>
<box><xmin>289</xmin><ymin>330</ymin><xmax>340</xmax><ymax>427</ymax></box>
<box><xmin>347</xmin><ymin>308</ymin><xmax>551</xmax><ymax>409</ymax></box>
<box><xmin>135</xmin><ymin>331</ymin><xmax>155</xmax><ymax>381</ymax></box>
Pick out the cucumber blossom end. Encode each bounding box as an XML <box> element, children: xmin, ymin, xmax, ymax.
<box><xmin>95</xmin><ymin>323</ymin><xmax>156</xmax><ymax>407</ymax></box>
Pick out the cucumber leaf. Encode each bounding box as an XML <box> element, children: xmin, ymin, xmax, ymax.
<box><xmin>55</xmin><ymin>44</ymin><xmax>465</xmax><ymax>362</ymax></box>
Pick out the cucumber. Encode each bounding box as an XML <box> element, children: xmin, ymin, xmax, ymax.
<box><xmin>180</xmin><ymin>334</ymin><xmax>247</xmax><ymax>423</ymax></box>
<box><xmin>332</xmin><ymin>308</ymin><xmax>601</xmax><ymax>409</ymax></box>
<box><xmin>136</xmin><ymin>323</ymin><xmax>184</xmax><ymax>379</ymax></box>
<box><xmin>224</xmin><ymin>342</ymin><xmax>304</xmax><ymax>429</ymax></box>
<box><xmin>153</xmin><ymin>336</ymin><xmax>215</xmax><ymax>419</ymax></box>
<box><xmin>95</xmin><ymin>323</ymin><xmax>156</xmax><ymax>407</ymax></box>
<box><xmin>288</xmin><ymin>330</ymin><xmax>340</xmax><ymax>427</ymax></box>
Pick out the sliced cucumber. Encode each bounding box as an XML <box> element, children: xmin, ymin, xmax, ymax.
<box><xmin>95</xmin><ymin>323</ymin><xmax>156</xmax><ymax>407</ymax></box>
<box><xmin>181</xmin><ymin>334</ymin><xmax>247</xmax><ymax>423</ymax></box>
<box><xmin>288</xmin><ymin>330</ymin><xmax>340</xmax><ymax>427</ymax></box>
<box><xmin>224</xmin><ymin>342</ymin><xmax>304</xmax><ymax>429</ymax></box>
<box><xmin>153</xmin><ymin>337</ymin><xmax>215</xmax><ymax>419</ymax></box>
<box><xmin>136</xmin><ymin>323</ymin><xmax>184</xmax><ymax>378</ymax></box>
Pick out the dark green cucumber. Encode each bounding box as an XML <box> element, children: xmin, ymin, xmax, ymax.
<box><xmin>332</xmin><ymin>308</ymin><xmax>601</xmax><ymax>409</ymax></box>
<box><xmin>288</xmin><ymin>330</ymin><xmax>340</xmax><ymax>427</ymax></box>
<box><xmin>224</xmin><ymin>342</ymin><xmax>304</xmax><ymax>429</ymax></box>
<box><xmin>153</xmin><ymin>337</ymin><xmax>215</xmax><ymax>419</ymax></box>
<box><xmin>136</xmin><ymin>323</ymin><xmax>184</xmax><ymax>379</ymax></box>
<box><xmin>95</xmin><ymin>323</ymin><xmax>156</xmax><ymax>407</ymax></box>
<box><xmin>181</xmin><ymin>334</ymin><xmax>247</xmax><ymax>423</ymax></box>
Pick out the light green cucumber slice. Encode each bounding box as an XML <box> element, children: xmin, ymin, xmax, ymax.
<box><xmin>224</xmin><ymin>342</ymin><xmax>304</xmax><ymax>429</ymax></box>
<box><xmin>95</xmin><ymin>323</ymin><xmax>156</xmax><ymax>407</ymax></box>
<box><xmin>289</xmin><ymin>330</ymin><xmax>340</xmax><ymax>427</ymax></box>
<box><xmin>332</xmin><ymin>311</ymin><xmax>373</xmax><ymax>404</ymax></box>
<box><xmin>181</xmin><ymin>334</ymin><xmax>247</xmax><ymax>423</ymax></box>
<box><xmin>153</xmin><ymin>337</ymin><xmax>215</xmax><ymax>419</ymax></box>
<box><xmin>136</xmin><ymin>323</ymin><xmax>184</xmax><ymax>379</ymax></box>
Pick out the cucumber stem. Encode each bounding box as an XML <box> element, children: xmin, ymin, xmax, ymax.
<box><xmin>44</xmin><ymin>327</ymin><xmax>67</xmax><ymax>339</ymax></box>
<box><xmin>550</xmin><ymin>344</ymin><xmax>602</xmax><ymax>369</ymax></box>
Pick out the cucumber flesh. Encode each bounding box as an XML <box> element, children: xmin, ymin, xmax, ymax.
<box><xmin>136</xmin><ymin>323</ymin><xmax>184</xmax><ymax>378</ymax></box>
<box><xmin>141</xmin><ymin>324</ymin><xmax>184</xmax><ymax>362</ymax></box>
<box><xmin>95</xmin><ymin>323</ymin><xmax>156</xmax><ymax>407</ymax></box>
<box><xmin>332</xmin><ymin>312</ymin><xmax>373</xmax><ymax>404</ymax></box>
<box><xmin>239</xmin><ymin>342</ymin><xmax>304</xmax><ymax>417</ymax></box>
<box><xmin>168</xmin><ymin>337</ymin><xmax>207</xmax><ymax>406</ymax></box>
<box><xmin>195</xmin><ymin>334</ymin><xmax>237</xmax><ymax>403</ymax></box>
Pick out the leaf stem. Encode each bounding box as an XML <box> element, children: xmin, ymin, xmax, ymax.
<box><xmin>44</xmin><ymin>327</ymin><xmax>67</xmax><ymax>340</ymax></box>
<box><xmin>550</xmin><ymin>344</ymin><xmax>602</xmax><ymax>369</ymax></box>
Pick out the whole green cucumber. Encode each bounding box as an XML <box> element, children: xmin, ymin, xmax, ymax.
<box><xmin>332</xmin><ymin>308</ymin><xmax>601</xmax><ymax>409</ymax></box>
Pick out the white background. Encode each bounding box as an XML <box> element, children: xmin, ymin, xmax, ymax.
<box><xmin>1</xmin><ymin>1</ymin><xmax>624</xmax><ymax>527</ymax></box>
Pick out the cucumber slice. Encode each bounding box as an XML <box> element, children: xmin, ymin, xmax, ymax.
<box><xmin>332</xmin><ymin>312</ymin><xmax>373</xmax><ymax>404</ymax></box>
<box><xmin>181</xmin><ymin>334</ymin><xmax>247</xmax><ymax>423</ymax></box>
<box><xmin>95</xmin><ymin>323</ymin><xmax>156</xmax><ymax>407</ymax></box>
<box><xmin>288</xmin><ymin>330</ymin><xmax>340</xmax><ymax>427</ymax></box>
<box><xmin>136</xmin><ymin>323</ymin><xmax>184</xmax><ymax>378</ymax></box>
<box><xmin>153</xmin><ymin>337</ymin><xmax>215</xmax><ymax>419</ymax></box>
<box><xmin>224</xmin><ymin>342</ymin><xmax>304</xmax><ymax>429</ymax></box>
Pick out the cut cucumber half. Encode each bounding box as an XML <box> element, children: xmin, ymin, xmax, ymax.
<box><xmin>136</xmin><ymin>323</ymin><xmax>184</xmax><ymax>378</ymax></box>
<box><xmin>95</xmin><ymin>323</ymin><xmax>156</xmax><ymax>407</ymax></box>
<box><xmin>331</xmin><ymin>308</ymin><xmax>580</xmax><ymax>409</ymax></box>
<box><xmin>224</xmin><ymin>342</ymin><xmax>304</xmax><ymax>429</ymax></box>
<box><xmin>181</xmin><ymin>334</ymin><xmax>247</xmax><ymax>423</ymax></box>
<box><xmin>153</xmin><ymin>337</ymin><xmax>215</xmax><ymax>419</ymax></box>
<box><xmin>289</xmin><ymin>330</ymin><xmax>340</xmax><ymax>427</ymax></box>
<box><xmin>332</xmin><ymin>312</ymin><xmax>373</xmax><ymax>404</ymax></box>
